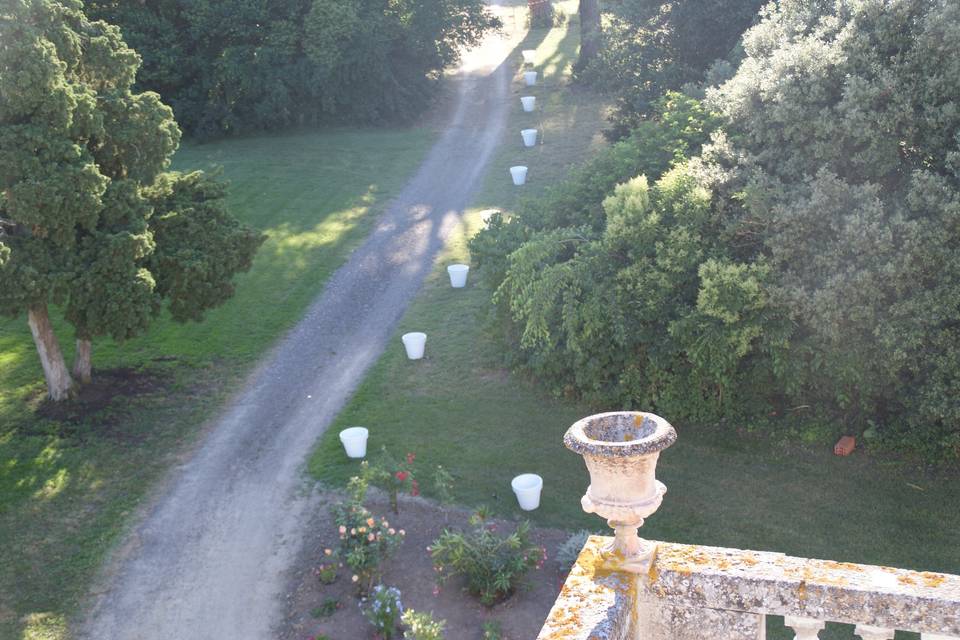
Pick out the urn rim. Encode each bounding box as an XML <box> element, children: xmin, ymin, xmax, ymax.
<box><xmin>564</xmin><ymin>411</ymin><xmax>676</xmax><ymax>457</ymax></box>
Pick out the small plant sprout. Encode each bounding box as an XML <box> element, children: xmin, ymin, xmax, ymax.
<box><xmin>310</xmin><ymin>597</ymin><xmax>340</xmax><ymax>618</ymax></box>
<box><xmin>434</xmin><ymin>465</ymin><xmax>455</xmax><ymax>506</ymax></box>
<box><xmin>482</xmin><ymin>620</ymin><xmax>503</xmax><ymax>640</ymax></box>
<box><xmin>401</xmin><ymin>609</ymin><xmax>446</xmax><ymax>640</ymax></box>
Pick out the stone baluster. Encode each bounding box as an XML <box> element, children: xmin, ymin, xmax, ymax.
<box><xmin>855</xmin><ymin>625</ymin><xmax>896</xmax><ymax>640</ymax></box>
<box><xmin>783</xmin><ymin>616</ymin><xmax>825</xmax><ymax>640</ymax></box>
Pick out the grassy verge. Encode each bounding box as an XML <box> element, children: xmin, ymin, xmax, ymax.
<box><xmin>480</xmin><ymin>2</ymin><xmax>608</xmax><ymax>210</ymax></box>
<box><xmin>308</xmin><ymin>9</ymin><xmax>960</xmax><ymax>639</ymax></box>
<box><xmin>0</xmin><ymin>126</ymin><xmax>435</xmax><ymax>640</ymax></box>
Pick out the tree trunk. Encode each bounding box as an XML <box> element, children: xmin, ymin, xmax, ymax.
<box><xmin>27</xmin><ymin>304</ymin><xmax>74</xmax><ymax>401</ymax></box>
<box><xmin>578</xmin><ymin>0</ymin><xmax>602</xmax><ymax>70</ymax></box>
<box><xmin>528</xmin><ymin>0</ymin><xmax>552</xmax><ymax>22</ymax></box>
<box><xmin>73</xmin><ymin>338</ymin><xmax>92</xmax><ymax>384</ymax></box>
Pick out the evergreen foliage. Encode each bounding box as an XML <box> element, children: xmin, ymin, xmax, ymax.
<box><xmin>0</xmin><ymin>0</ymin><xmax>263</xmax><ymax>399</ymax></box>
<box><xmin>84</xmin><ymin>0</ymin><xmax>500</xmax><ymax>137</ymax></box>
<box><xmin>473</xmin><ymin>0</ymin><xmax>960</xmax><ymax>459</ymax></box>
<box><xmin>704</xmin><ymin>0</ymin><xmax>960</xmax><ymax>457</ymax></box>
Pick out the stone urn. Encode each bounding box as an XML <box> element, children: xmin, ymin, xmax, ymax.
<box><xmin>564</xmin><ymin>411</ymin><xmax>676</xmax><ymax>573</ymax></box>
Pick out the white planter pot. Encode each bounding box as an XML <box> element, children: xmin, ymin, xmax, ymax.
<box><xmin>447</xmin><ymin>264</ymin><xmax>469</xmax><ymax>288</ymax></box>
<box><xmin>521</xmin><ymin>129</ymin><xmax>538</xmax><ymax>147</ymax></box>
<box><xmin>512</xmin><ymin>473</ymin><xmax>543</xmax><ymax>511</ymax></box>
<box><xmin>402</xmin><ymin>332</ymin><xmax>427</xmax><ymax>360</ymax></box>
<box><xmin>522</xmin><ymin>49</ymin><xmax>536</xmax><ymax>65</ymax></box>
<box><xmin>523</xmin><ymin>71</ymin><xmax>538</xmax><ymax>87</ymax></box>
<box><xmin>521</xmin><ymin>96</ymin><xmax>536</xmax><ymax>112</ymax></box>
<box><xmin>510</xmin><ymin>166</ymin><xmax>528</xmax><ymax>185</ymax></box>
<box><xmin>339</xmin><ymin>427</ymin><xmax>369</xmax><ymax>459</ymax></box>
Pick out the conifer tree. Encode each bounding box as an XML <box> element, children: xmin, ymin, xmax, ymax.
<box><xmin>0</xmin><ymin>0</ymin><xmax>263</xmax><ymax>399</ymax></box>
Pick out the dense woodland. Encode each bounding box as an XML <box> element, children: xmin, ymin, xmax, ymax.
<box><xmin>83</xmin><ymin>0</ymin><xmax>500</xmax><ymax>137</ymax></box>
<box><xmin>472</xmin><ymin>0</ymin><xmax>960</xmax><ymax>460</ymax></box>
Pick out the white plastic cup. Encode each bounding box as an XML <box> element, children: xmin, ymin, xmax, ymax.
<box><xmin>402</xmin><ymin>332</ymin><xmax>427</xmax><ymax>360</ymax></box>
<box><xmin>520</xmin><ymin>96</ymin><xmax>536</xmax><ymax>112</ymax></box>
<box><xmin>447</xmin><ymin>264</ymin><xmax>469</xmax><ymax>288</ymax></box>
<box><xmin>511</xmin><ymin>474</ymin><xmax>543</xmax><ymax>511</ymax></box>
<box><xmin>510</xmin><ymin>166</ymin><xmax>528</xmax><ymax>186</ymax></box>
<box><xmin>521</xmin><ymin>129</ymin><xmax>538</xmax><ymax>147</ymax></box>
<box><xmin>523</xmin><ymin>71</ymin><xmax>537</xmax><ymax>87</ymax></box>
<box><xmin>521</xmin><ymin>49</ymin><xmax>536</xmax><ymax>65</ymax></box>
<box><xmin>339</xmin><ymin>427</ymin><xmax>369</xmax><ymax>459</ymax></box>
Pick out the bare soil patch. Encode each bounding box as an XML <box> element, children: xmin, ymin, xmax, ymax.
<box><xmin>281</xmin><ymin>490</ymin><xmax>570</xmax><ymax>640</ymax></box>
<box><xmin>27</xmin><ymin>367</ymin><xmax>172</xmax><ymax>442</ymax></box>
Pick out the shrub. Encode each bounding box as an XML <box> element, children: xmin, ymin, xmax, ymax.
<box><xmin>362</xmin><ymin>448</ymin><xmax>419</xmax><ymax>514</ymax></box>
<box><xmin>470</xmin><ymin>93</ymin><xmax>720</xmax><ymax>288</ymax></box>
<box><xmin>701</xmin><ymin>0</ymin><xmax>960</xmax><ymax>457</ymax></box>
<box><xmin>360</xmin><ymin>585</ymin><xmax>404</xmax><ymax>639</ymax></box>
<box><xmin>402</xmin><ymin>609</ymin><xmax>446</xmax><ymax>640</ymax></box>
<box><xmin>315</xmin><ymin>547</ymin><xmax>338</xmax><ymax>584</ymax></box>
<box><xmin>554</xmin><ymin>531</ymin><xmax>591</xmax><ymax>573</ymax></box>
<box><xmin>482</xmin><ymin>620</ymin><xmax>503</xmax><ymax>640</ymax></box>
<box><xmin>430</xmin><ymin>513</ymin><xmax>546</xmax><ymax>606</ymax></box>
<box><xmin>333</xmin><ymin>496</ymin><xmax>405</xmax><ymax>593</ymax></box>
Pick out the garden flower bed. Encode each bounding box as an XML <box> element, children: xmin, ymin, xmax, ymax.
<box><xmin>280</xmin><ymin>490</ymin><xmax>570</xmax><ymax>640</ymax></box>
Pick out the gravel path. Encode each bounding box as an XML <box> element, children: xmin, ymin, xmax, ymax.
<box><xmin>81</xmin><ymin>15</ymin><xmax>521</xmax><ymax>640</ymax></box>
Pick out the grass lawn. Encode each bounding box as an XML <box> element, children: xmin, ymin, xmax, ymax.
<box><xmin>484</xmin><ymin>2</ymin><xmax>608</xmax><ymax>211</ymax></box>
<box><xmin>309</xmin><ymin>9</ymin><xmax>960</xmax><ymax>640</ymax></box>
<box><xmin>0</xmin><ymin>126</ymin><xmax>435</xmax><ymax>640</ymax></box>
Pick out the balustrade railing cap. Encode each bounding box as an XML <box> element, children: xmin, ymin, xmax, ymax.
<box><xmin>564</xmin><ymin>411</ymin><xmax>676</xmax><ymax>457</ymax></box>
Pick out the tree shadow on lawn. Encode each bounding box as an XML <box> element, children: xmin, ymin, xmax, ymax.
<box><xmin>26</xmin><ymin>366</ymin><xmax>174</xmax><ymax>443</ymax></box>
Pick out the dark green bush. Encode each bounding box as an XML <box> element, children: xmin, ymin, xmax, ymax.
<box><xmin>470</xmin><ymin>93</ymin><xmax>720</xmax><ymax>286</ymax></box>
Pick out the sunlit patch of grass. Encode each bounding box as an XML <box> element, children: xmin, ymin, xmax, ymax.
<box><xmin>271</xmin><ymin>201</ymin><xmax>375</xmax><ymax>253</ymax></box>
<box><xmin>31</xmin><ymin>468</ymin><xmax>69</xmax><ymax>502</ymax></box>
<box><xmin>476</xmin><ymin>8</ymin><xmax>609</xmax><ymax>212</ymax></box>
<box><xmin>20</xmin><ymin>613</ymin><xmax>67</xmax><ymax>640</ymax></box>
<box><xmin>530</xmin><ymin>5</ymin><xmax>578</xmax><ymax>78</ymax></box>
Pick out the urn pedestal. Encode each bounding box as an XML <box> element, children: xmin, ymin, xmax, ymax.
<box><xmin>564</xmin><ymin>411</ymin><xmax>676</xmax><ymax>574</ymax></box>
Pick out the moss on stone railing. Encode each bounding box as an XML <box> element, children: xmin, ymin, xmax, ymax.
<box><xmin>551</xmin><ymin>412</ymin><xmax>959</xmax><ymax>640</ymax></box>
<box><xmin>538</xmin><ymin>536</ymin><xmax>960</xmax><ymax>640</ymax></box>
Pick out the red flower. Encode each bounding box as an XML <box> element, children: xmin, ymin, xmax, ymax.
<box><xmin>396</xmin><ymin>471</ymin><xmax>409</xmax><ymax>482</ymax></box>
<box><xmin>406</xmin><ymin>452</ymin><xmax>416</xmax><ymax>464</ymax></box>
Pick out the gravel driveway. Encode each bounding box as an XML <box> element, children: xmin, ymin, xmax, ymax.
<box><xmin>81</xmin><ymin>15</ymin><xmax>521</xmax><ymax>640</ymax></box>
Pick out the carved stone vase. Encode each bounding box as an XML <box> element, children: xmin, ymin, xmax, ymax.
<box><xmin>564</xmin><ymin>411</ymin><xmax>676</xmax><ymax>573</ymax></box>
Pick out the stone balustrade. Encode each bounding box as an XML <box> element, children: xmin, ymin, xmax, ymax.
<box><xmin>537</xmin><ymin>535</ymin><xmax>960</xmax><ymax>640</ymax></box>
<box><xmin>548</xmin><ymin>412</ymin><xmax>959</xmax><ymax>640</ymax></box>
